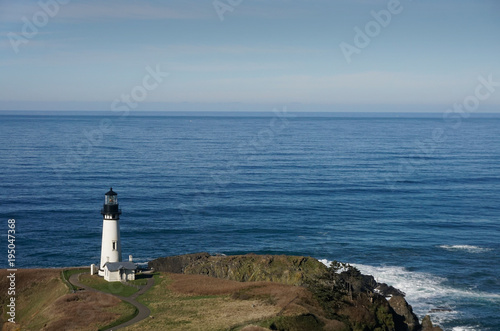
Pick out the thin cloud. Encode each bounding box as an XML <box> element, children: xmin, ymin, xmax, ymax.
<box><xmin>0</xmin><ymin>0</ymin><xmax>210</xmax><ymax>23</ymax></box>
<box><xmin>0</xmin><ymin>2</ymin><xmax>39</xmax><ymax>22</ymax></box>
<box><xmin>56</xmin><ymin>1</ymin><xmax>210</xmax><ymax>21</ymax></box>
<box><xmin>160</xmin><ymin>71</ymin><xmax>480</xmax><ymax>105</ymax></box>
<box><xmin>161</xmin><ymin>44</ymin><xmax>322</xmax><ymax>55</ymax></box>
<box><xmin>169</xmin><ymin>62</ymin><xmax>291</xmax><ymax>73</ymax></box>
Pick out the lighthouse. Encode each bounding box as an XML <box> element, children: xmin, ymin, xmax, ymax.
<box><xmin>98</xmin><ymin>188</ymin><xmax>122</xmax><ymax>276</ymax></box>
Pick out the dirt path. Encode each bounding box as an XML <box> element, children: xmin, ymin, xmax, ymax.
<box><xmin>68</xmin><ymin>273</ymin><xmax>154</xmax><ymax>330</ymax></box>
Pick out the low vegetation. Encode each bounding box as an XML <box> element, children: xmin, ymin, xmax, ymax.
<box><xmin>79</xmin><ymin>274</ymin><xmax>139</xmax><ymax>297</ymax></box>
<box><xmin>0</xmin><ymin>269</ymin><xmax>142</xmax><ymax>331</ymax></box>
<box><xmin>1</xmin><ymin>255</ymin><xmax>440</xmax><ymax>331</ymax></box>
<box><xmin>123</xmin><ymin>273</ymin><xmax>314</xmax><ymax>331</ymax></box>
<box><xmin>97</xmin><ymin>302</ymin><xmax>137</xmax><ymax>331</ymax></box>
<box><xmin>0</xmin><ymin>269</ymin><xmax>67</xmax><ymax>330</ymax></box>
<box><xmin>144</xmin><ymin>253</ymin><xmax>434</xmax><ymax>331</ymax></box>
<box><xmin>255</xmin><ymin>314</ymin><xmax>326</xmax><ymax>331</ymax></box>
<box><xmin>61</xmin><ymin>267</ymin><xmax>89</xmax><ymax>291</ymax></box>
<box><xmin>149</xmin><ymin>253</ymin><xmax>327</xmax><ymax>285</ymax></box>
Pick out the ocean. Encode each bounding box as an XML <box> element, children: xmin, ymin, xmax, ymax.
<box><xmin>1</xmin><ymin>112</ymin><xmax>499</xmax><ymax>330</ymax></box>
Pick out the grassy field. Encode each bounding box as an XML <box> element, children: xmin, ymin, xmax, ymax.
<box><xmin>1</xmin><ymin>269</ymin><xmax>329</xmax><ymax>331</ymax></box>
<box><xmin>0</xmin><ymin>269</ymin><xmax>144</xmax><ymax>331</ymax></box>
<box><xmin>97</xmin><ymin>301</ymin><xmax>137</xmax><ymax>331</ymax></box>
<box><xmin>128</xmin><ymin>273</ymin><xmax>150</xmax><ymax>286</ymax></box>
<box><xmin>79</xmin><ymin>274</ymin><xmax>139</xmax><ymax>297</ymax></box>
<box><xmin>123</xmin><ymin>273</ymin><xmax>323</xmax><ymax>331</ymax></box>
<box><xmin>0</xmin><ymin>269</ymin><xmax>67</xmax><ymax>330</ymax></box>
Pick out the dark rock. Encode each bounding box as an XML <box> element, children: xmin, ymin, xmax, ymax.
<box><xmin>269</xmin><ymin>313</ymin><xmax>324</xmax><ymax>331</ymax></box>
<box><xmin>421</xmin><ymin>315</ymin><xmax>444</xmax><ymax>331</ymax></box>
<box><xmin>428</xmin><ymin>307</ymin><xmax>452</xmax><ymax>313</ymax></box>
<box><xmin>361</xmin><ymin>274</ymin><xmax>378</xmax><ymax>291</ymax></box>
<box><xmin>388</xmin><ymin>295</ymin><xmax>420</xmax><ymax>331</ymax></box>
<box><xmin>421</xmin><ymin>315</ymin><xmax>433</xmax><ymax>329</ymax></box>
<box><xmin>376</xmin><ymin>282</ymin><xmax>406</xmax><ymax>297</ymax></box>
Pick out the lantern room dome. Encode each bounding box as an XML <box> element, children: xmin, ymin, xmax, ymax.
<box><xmin>105</xmin><ymin>188</ymin><xmax>117</xmax><ymax>196</ymax></box>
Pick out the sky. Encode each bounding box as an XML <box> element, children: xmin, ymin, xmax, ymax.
<box><xmin>1</xmin><ymin>0</ymin><xmax>499</xmax><ymax>112</ymax></box>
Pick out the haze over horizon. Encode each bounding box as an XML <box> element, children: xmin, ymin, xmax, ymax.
<box><xmin>1</xmin><ymin>0</ymin><xmax>499</xmax><ymax>112</ymax></box>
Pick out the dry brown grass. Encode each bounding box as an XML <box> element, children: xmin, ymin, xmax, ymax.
<box><xmin>0</xmin><ymin>269</ymin><xmax>336</xmax><ymax>331</ymax></box>
<box><xmin>169</xmin><ymin>273</ymin><xmax>268</xmax><ymax>295</ymax></box>
<box><xmin>124</xmin><ymin>273</ymin><xmax>280</xmax><ymax>331</ymax></box>
<box><xmin>168</xmin><ymin>273</ymin><xmax>346</xmax><ymax>330</ymax></box>
<box><xmin>240</xmin><ymin>326</ymin><xmax>272</xmax><ymax>331</ymax></box>
<box><xmin>169</xmin><ymin>273</ymin><xmax>313</xmax><ymax>312</ymax></box>
<box><xmin>0</xmin><ymin>269</ymin><xmax>134</xmax><ymax>331</ymax></box>
<box><xmin>42</xmin><ymin>291</ymin><xmax>129</xmax><ymax>331</ymax></box>
<box><xmin>1</xmin><ymin>269</ymin><xmax>66</xmax><ymax>330</ymax></box>
<box><xmin>124</xmin><ymin>272</ymin><xmax>331</xmax><ymax>331</ymax></box>
<box><xmin>0</xmin><ymin>269</ymin><xmax>62</xmax><ymax>304</ymax></box>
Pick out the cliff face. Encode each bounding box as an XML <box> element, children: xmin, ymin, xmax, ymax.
<box><xmin>149</xmin><ymin>253</ymin><xmax>326</xmax><ymax>285</ymax></box>
<box><xmin>149</xmin><ymin>253</ymin><xmax>442</xmax><ymax>331</ymax></box>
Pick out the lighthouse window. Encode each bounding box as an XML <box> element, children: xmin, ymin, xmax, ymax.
<box><xmin>106</xmin><ymin>195</ymin><xmax>117</xmax><ymax>205</ymax></box>
<box><xmin>112</xmin><ymin>241</ymin><xmax>116</xmax><ymax>251</ymax></box>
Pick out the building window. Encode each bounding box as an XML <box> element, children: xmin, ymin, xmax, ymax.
<box><xmin>112</xmin><ymin>241</ymin><xmax>116</xmax><ymax>251</ymax></box>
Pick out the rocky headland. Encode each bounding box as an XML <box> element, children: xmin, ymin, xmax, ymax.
<box><xmin>149</xmin><ymin>253</ymin><xmax>443</xmax><ymax>331</ymax></box>
<box><xmin>0</xmin><ymin>254</ymin><xmax>443</xmax><ymax>331</ymax></box>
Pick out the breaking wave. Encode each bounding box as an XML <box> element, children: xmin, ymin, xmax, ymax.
<box><xmin>318</xmin><ymin>259</ymin><xmax>500</xmax><ymax>330</ymax></box>
<box><xmin>438</xmin><ymin>245</ymin><xmax>492</xmax><ymax>253</ymax></box>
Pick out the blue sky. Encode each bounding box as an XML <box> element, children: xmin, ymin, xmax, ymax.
<box><xmin>1</xmin><ymin>0</ymin><xmax>499</xmax><ymax>111</ymax></box>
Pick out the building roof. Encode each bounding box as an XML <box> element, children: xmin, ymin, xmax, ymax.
<box><xmin>104</xmin><ymin>261</ymin><xmax>136</xmax><ymax>272</ymax></box>
<box><xmin>105</xmin><ymin>187</ymin><xmax>117</xmax><ymax>196</ymax></box>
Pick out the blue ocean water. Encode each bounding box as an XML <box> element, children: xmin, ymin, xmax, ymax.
<box><xmin>0</xmin><ymin>112</ymin><xmax>499</xmax><ymax>330</ymax></box>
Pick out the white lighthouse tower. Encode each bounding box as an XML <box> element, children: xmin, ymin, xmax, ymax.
<box><xmin>98</xmin><ymin>188</ymin><xmax>122</xmax><ymax>276</ymax></box>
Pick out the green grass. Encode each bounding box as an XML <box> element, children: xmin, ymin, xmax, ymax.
<box><xmin>129</xmin><ymin>278</ymin><xmax>149</xmax><ymax>286</ymax></box>
<box><xmin>136</xmin><ymin>272</ymin><xmax>162</xmax><ymax>306</ymax></box>
<box><xmin>127</xmin><ymin>273</ymin><xmax>283</xmax><ymax>331</ymax></box>
<box><xmin>62</xmin><ymin>268</ymin><xmax>89</xmax><ymax>291</ymax></box>
<box><xmin>79</xmin><ymin>274</ymin><xmax>139</xmax><ymax>297</ymax></box>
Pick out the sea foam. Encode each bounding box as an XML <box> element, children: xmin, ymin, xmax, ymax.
<box><xmin>438</xmin><ymin>245</ymin><xmax>492</xmax><ymax>253</ymax></box>
<box><xmin>451</xmin><ymin>327</ymin><xmax>481</xmax><ymax>331</ymax></box>
<box><xmin>318</xmin><ymin>259</ymin><xmax>500</xmax><ymax>328</ymax></box>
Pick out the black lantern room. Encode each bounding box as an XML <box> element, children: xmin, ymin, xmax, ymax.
<box><xmin>101</xmin><ymin>188</ymin><xmax>122</xmax><ymax>220</ymax></box>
